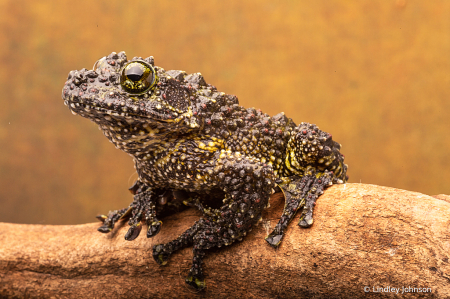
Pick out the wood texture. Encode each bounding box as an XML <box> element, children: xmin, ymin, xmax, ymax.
<box><xmin>0</xmin><ymin>184</ymin><xmax>449</xmax><ymax>298</ymax></box>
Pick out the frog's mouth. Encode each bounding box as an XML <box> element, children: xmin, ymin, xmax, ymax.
<box><xmin>63</xmin><ymin>86</ymin><xmax>191</xmax><ymax>124</ymax></box>
<box><xmin>66</xmin><ymin>99</ymin><xmax>193</xmax><ymax>124</ymax></box>
<box><xmin>62</xmin><ymin>84</ymin><xmax>189</xmax><ymax>125</ymax></box>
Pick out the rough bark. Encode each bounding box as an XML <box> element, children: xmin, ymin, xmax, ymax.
<box><xmin>0</xmin><ymin>184</ymin><xmax>449</xmax><ymax>298</ymax></box>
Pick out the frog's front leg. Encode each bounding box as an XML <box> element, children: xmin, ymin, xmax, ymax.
<box><xmin>265</xmin><ymin>170</ymin><xmax>333</xmax><ymax>247</ymax></box>
<box><xmin>152</xmin><ymin>151</ymin><xmax>276</xmax><ymax>290</ymax></box>
<box><xmin>96</xmin><ymin>181</ymin><xmax>170</xmax><ymax>240</ymax></box>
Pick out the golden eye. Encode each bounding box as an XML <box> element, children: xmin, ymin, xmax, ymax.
<box><xmin>120</xmin><ymin>60</ymin><xmax>157</xmax><ymax>94</ymax></box>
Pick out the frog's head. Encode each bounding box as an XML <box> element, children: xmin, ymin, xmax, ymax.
<box><xmin>62</xmin><ymin>51</ymin><xmax>199</xmax><ymax>128</ymax></box>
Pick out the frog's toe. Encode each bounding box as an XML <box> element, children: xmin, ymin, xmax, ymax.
<box><xmin>97</xmin><ymin>214</ymin><xmax>112</xmax><ymax>233</ymax></box>
<box><xmin>297</xmin><ymin>172</ymin><xmax>332</xmax><ymax>228</ymax></box>
<box><xmin>97</xmin><ymin>224</ymin><xmax>113</xmax><ymax>233</ymax></box>
<box><xmin>96</xmin><ymin>207</ymin><xmax>129</xmax><ymax>234</ymax></box>
<box><xmin>298</xmin><ymin>214</ymin><xmax>314</xmax><ymax>228</ymax></box>
<box><xmin>185</xmin><ymin>271</ymin><xmax>206</xmax><ymax>291</ymax></box>
<box><xmin>146</xmin><ymin>220</ymin><xmax>162</xmax><ymax>238</ymax></box>
<box><xmin>124</xmin><ymin>222</ymin><xmax>143</xmax><ymax>241</ymax></box>
<box><xmin>121</xmin><ymin>189</ymin><xmax>166</xmax><ymax>241</ymax></box>
<box><xmin>184</xmin><ymin>248</ymin><xmax>207</xmax><ymax>290</ymax></box>
<box><xmin>265</xmin><ymin>232</ymin><xmax>283</xmax><ymax>248</ymax></box>
<box><xmin>96</xmin><ymin>214</ymin><xmax>108</xmax><ymax>223</ymax></box>
<box><xmin>152</xmin><ymin>244</ymin><xmax>171</xmax><ymax>265</ymax></box>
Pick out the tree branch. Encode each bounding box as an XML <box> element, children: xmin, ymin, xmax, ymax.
<box><xmin>0</xmin><ymin>184</ymin><xmax>449</xmax><ymax>298</ymax></box>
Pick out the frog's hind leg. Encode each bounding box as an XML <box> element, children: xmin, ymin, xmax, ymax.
<box><xmin>265</xmin><ymin>170</ymin><xmax>334</xmax><ymax>248</ymax></box>
<box><xmin>153</xmin><ymin>154</ymin><xmax>276</xmax><ymax>290</ymax></box>
<box><xmin>154</xmin><ymin>196</ymin><xmax>267</xmax><ymax>291</ymax></box>
<box><xmin>152</xmin><ymin>217</ymin><xmax>209</xmax><ymax>290</ymax></box>
<box><xmin>151</xmin><ymin>193</ymin><xmax>209</xmax><ymax>268</ymax></box>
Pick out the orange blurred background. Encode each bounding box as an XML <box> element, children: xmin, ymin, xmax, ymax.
<box><xmin>0</xmin><ymin>0</ymin><xmax>449</xmax><ymax>224</ymax></box>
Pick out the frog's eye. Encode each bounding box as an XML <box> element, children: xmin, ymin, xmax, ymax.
<box><xmin>120</xmin><ymin>60</ymin><xmax>157</xmax><ymax>94</ymax></box>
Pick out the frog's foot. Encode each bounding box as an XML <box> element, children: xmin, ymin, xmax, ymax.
<box><xmin>153</xmin><ymin>189</ymin><xmax>272</xmax><ymax>290</ymax></box>
<box><xmin>265</xmin><ymin>171</ymin><xmax>333</xmax><ymax>248</ymax></box>
<box><xmin>124</xmin><ymin>189</ymin><xmax>164</xmax><ymax>241</ymax></box>
<box><xmin>96</xmin><ymin>185</ymin><xmax>167</xmax><ymax>241</ymax></box>
<box><xmin>265</xmin><ymin>175</ymin><xmax>313</xmax><ymax>247</ymax></box>
<box><xmin>96</xmin><ymin>207</ymin><xmax>130</xmax><ymax>233</ymax></box>
<box><xmin>298</xmin><ymin>170</ymin><xmax>334</xmax><ymax>228</ymax></box>
<box><xmin>151</xmin><ymin>153</ymin><xmax>274</xmax><ymax>290</ymax></box>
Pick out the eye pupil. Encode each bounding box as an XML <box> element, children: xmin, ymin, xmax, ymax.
<box><xmin>120</xmin><ymin>60</ymin><xmax>157</xmax><ymax>94</ymax></box>
<box><xmin>126</xmin><ymin>66</ymin><xmax>144</xmax><ymax>82</ymax></box>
